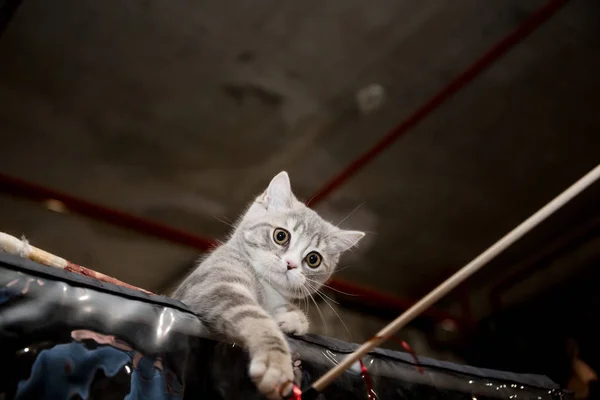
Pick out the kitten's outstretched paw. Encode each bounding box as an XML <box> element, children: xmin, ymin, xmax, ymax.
<box><xmin>249</xmin><ymin>349</ymin><xmax>295</xmax><ymax>399</ymax></box>
<box><xmin>275</xmin><ymin>311</ymin><xmax>309</xmax><ymax>336</ymax></box>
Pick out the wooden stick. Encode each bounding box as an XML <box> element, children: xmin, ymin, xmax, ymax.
<box><xmin>0</xmin><ymin>232</ymin><xmax>154</xmax><ymax>294</ymax></box>
<box><xmin>311</xmin><ymin>164</ymin><xmax>600</xmax><ymax>392</ymax></box>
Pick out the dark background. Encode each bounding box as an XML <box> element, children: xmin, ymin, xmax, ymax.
<box><xmin>0</xmin><ymin>0</ymin><xmax>599</xmax><ymax>394</ymax></box>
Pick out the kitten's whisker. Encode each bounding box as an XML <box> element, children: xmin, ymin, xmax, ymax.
<box><xmin>305</xmin><ymin>287</ymin><xmax>328</xmax><ymax>335</ymax></box>
<box><xmin>304</xmin><ymin>277</ymin><xmax>359</xmax><ymax>297</ymax></box>
<box><xmin>304</xmin><ymin>287</ymin><xmax>310</xmax><ymax>313</ymax></box>
<box><xmin>317</xmin><ymin>290</ymin><xmax>339</xmax><ymax>305</ymax></box>
<box><xmin>212</xmin><ymin>215</ymin><xmax>236</xmax><ymax>229</ymax></box>
<box><xmin>335</xmin><ymin>202</ymin><xmax>365</xmax><ymax>227</ymax></box>
<box><xmin>304</xmin><ymin>281</ymin><xmax>339</xmax><ymax>305</ymax></box>
<box><xmin>321</xmin><ymin>284</ymin><xmax>358</xmax><ymax>296</ymax></box>
<box><xmin>293</xmin><ymin>287</ymin><xmax>308</xmax><ymax>312</ymax></box>
<box><xmin>302</xmin><ymin>287</ymin><xmax>309</xmax><ymax>312</ymax></box>
<box><xmin>333</xmin><ymin>265</ymin><xmax>355</xmax><ymax>273</ymax></box>
<box><xmin>268</xmin><ymin>268</ymin><xmax>273</xmax><ymax>286</ymax></box>
<box><xmin>314</xmin><ymin>289</ymin><xmax>352</xmax><ymax>341</ymax></box>
<box><xmin>303</xmin><ymin>282</ymin><xmax>350</xmax><ymax>339</ymax></box>
<box><xmin>304</xmin><ymin>193</ymin><xmax>319</xmax><ymax>206</ymax></box>
<box><xmin>259</xmin><ymin>264</ymin><xmax>271</xmax><ymax>285</ymax></box>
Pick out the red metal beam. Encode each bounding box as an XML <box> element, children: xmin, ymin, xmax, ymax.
<box><xmin>326</xmin><ymin>278</ymin><xmax>471</xmax><ymax>326</ymax></box>
<box><xmin>307</xmin><ymin>0</ymin><xmax>570</xmax><ymax>206</ymax></box>
<box><xmin>0</xmin><ymin>172</ymin><xmax>462</xmax><ymax>324</ymax></box>
<box><xmin>0</xmin><ymin>173</ymin><xmax>217</xmax><ymax>251</ymax></box>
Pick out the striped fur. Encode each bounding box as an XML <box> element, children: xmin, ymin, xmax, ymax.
<box><xmin>173</xmin><ymin>171</ymin><xmax>364</xmax><ymax>398</ymax></box>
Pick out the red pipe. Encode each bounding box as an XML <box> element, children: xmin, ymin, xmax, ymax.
<box><xmin>0</xmin><ymin>173</ymin><xmax>217</xmax><ymax>251</ymax></box>
<box><xmin>307</xmin><ymin>0</ymin><xmax>570</xmax><ymax>206</ymax></box>
<box><xmin>0</xmin><ymin>172</ymin><xmax>463</xmax><ymax>324</ymax></box>
<box><xmin>327</xmin><ymin>278</ymin><xmax>469</xmax><ymax>325</ymax></box>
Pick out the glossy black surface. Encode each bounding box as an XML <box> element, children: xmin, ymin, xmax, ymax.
<box><xmin>0</xmin><ymin>253</ymin><xmax>572</xmax><ymax>399</ymax></box>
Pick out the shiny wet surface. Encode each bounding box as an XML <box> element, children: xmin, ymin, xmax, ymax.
<box><xmin>0</xmin><ymin>253</ymin><xmax>571</xmax><ymax>399</ymax></box>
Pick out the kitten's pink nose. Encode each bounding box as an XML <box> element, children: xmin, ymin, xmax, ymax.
<box><xmin>285</xmin><ymin>258</ymin><xmax>297</xmax><ymax>270</ymax></box>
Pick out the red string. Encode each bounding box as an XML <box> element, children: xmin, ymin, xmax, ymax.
<box><xmin>369</xmin><ymin>336</ymin><xmax>424</xmax><ymax>374</ymax></box>
<box><xmin>291</xmin><ymin>384</ymin><xmax>302</xmax><ymax>400</ymax></box>
<box><xmin>391</xmin><ymin>338</ymin><xmax>424</xmax><ymax>374</ymax></box>
<box><xmin>359</xmin><ymin>359</ymin><xmax>377</xmax><ymax>399</ymax></box>
<box><xmin>353</xmin><ymin>338</ymin><xmax>423</xmax><ymax>399</ymax></box>
<box><xmin>291</xmin><ymin>339</ymin><xmax>422</xmax><ymax>399</ymax></box>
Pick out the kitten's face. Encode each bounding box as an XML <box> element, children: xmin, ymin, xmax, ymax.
<box><xmin>236</xmin><ymin>172</ymin><xmax>364</xmax><ymax>300</ymax></box>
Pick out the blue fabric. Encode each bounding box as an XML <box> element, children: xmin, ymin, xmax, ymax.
<box><xmin>16</xmin><ymin>342</ymin><xmax>130</xmax><ymax>400</ymax></box>
<box><xmin>126</xmin><ymin>356</ymin><xmax>182</xmax><ymax>400</ymax></box>
<box><xmin>15</xmin><ymin>341</ymin><xmax>183</xmax><ymax>400</ymax></box>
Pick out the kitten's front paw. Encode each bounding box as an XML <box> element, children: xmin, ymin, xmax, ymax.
<box><xmin>275</xmin><ymin>310</ymin><xmax>309</xmax><ymax>336</ymax></box>
<box><xmin>249</xmin><ymin>348</ymin><xmax>295</xmax><ymax>399</ymax></box>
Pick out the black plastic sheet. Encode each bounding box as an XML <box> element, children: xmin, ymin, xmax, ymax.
<box><xmin>0</xmin><ymin>253</ymin><xmax>572</xmax><ymax>399</ymax></box>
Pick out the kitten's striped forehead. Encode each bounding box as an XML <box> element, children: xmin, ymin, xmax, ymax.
<box><xmin>286</xmin><ymin>209</ymin><xmax>330</xmax><ymax>246</ymax></box>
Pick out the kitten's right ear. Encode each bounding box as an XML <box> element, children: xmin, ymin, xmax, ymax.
<box><xmin>330</xmin><ymin>229</ymin><xmax>365</xmax><ymax>253</ymax></box>
<box><xmin>264</xmin><ymin>171</ymin><xmax>293</xmax><ymax>210</ymax></box>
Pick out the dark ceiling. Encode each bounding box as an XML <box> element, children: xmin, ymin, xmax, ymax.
<box><xmin>0</xmin><ymin>0</ymin><xmax>599</xmax><ymax>321</ymax></box>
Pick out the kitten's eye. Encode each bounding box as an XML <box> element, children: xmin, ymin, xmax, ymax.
<box><xmin>273</xmin><ymin>228</ymin><xmax>290</xmax><ymax>246</ymax></box>
<box><xmin>305</xmin><ymin>251</ymin><xmax>322</xmax><ymax>268</ymax></box>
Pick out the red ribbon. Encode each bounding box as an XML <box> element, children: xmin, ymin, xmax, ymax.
<box><xmin>393</xmin><ymin>338</ymin><xmax>424</xmax><ymax>374</ymax></box>
<box><xmin>354</xmin><ymin>337</ymin><xmax>423</xmax><ymax>399</ymax></box>
<box><xmin>359</xmin><ymin>359</ymin><xmax>377</xmax><ymax>399</ymax></box>
<box><xmin>291</xmin><ymin>384</ymin><xmax>302</xmax><ymax>400</ymax></box>
<box><xmin>287</xmin><ymin>338</ymin><xmax>422</xmax><ymax>399</ymax></box>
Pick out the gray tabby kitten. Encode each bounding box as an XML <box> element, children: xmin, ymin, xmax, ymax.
<box><xmin>172</xmin><ymin>171</ymin><xmax>364</xmax><ymax>398</ymax></box>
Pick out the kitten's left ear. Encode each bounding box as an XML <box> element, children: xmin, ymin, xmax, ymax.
<box><xmin>330</xmin><ymin>229</ymin><xmax>365</xmax><ymax>253</ymax></box>
<box><xmin>265</xmin><ymin>171</ymin><xmax>293</xmax><ymax>210</ymax></box>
